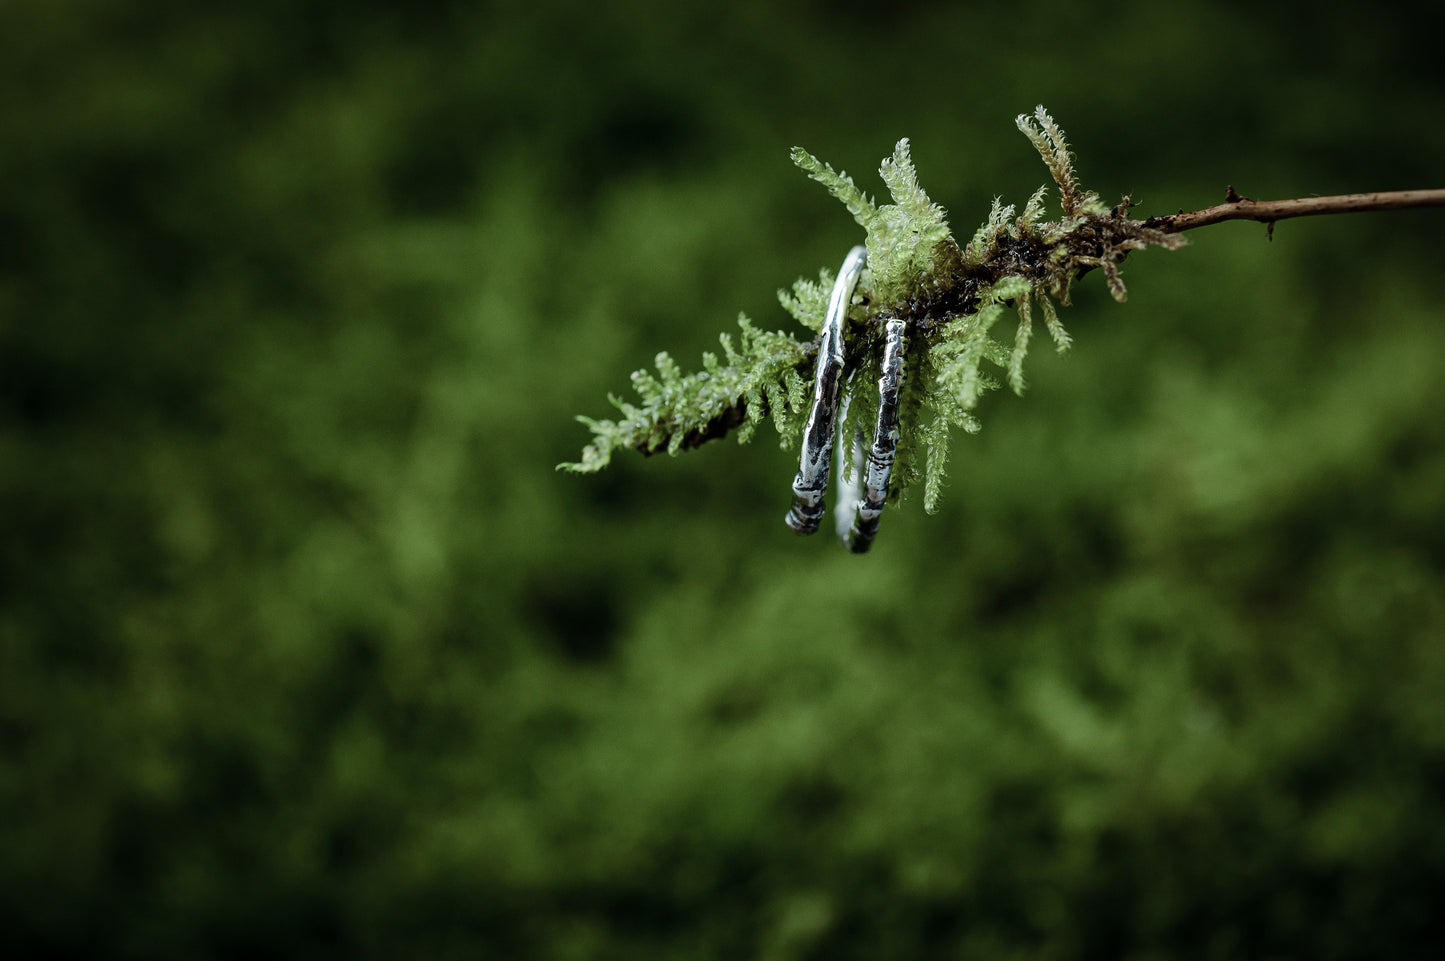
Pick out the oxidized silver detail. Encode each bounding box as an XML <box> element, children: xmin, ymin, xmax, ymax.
<box><xmin>785</xmin><ymin>245</ymin><xmax>867</xmax><ymax>534</ymax></box>
<box><xmin>846</xmin><ymin>316</ymin><xmax>906</xmax><ymax>553</ymax></box>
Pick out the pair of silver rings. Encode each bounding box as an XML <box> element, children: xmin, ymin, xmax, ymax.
<box><xmin>784</xmin><ymin>246</ymin><xmax>906</xmax><ymax>553</ymax></box>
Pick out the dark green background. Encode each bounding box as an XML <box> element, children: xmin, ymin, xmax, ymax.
<box><xmin>4</xmin><ymin>1</ymin><xmax>1444</xmax><ymax>957</ymax></box>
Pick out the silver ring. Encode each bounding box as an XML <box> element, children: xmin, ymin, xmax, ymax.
<box><xmin>785</xmin><ymin>245</ymin><xmax>867</xmax><ymax>535</ymax></box>
<box><xmin>845</xmin><ymin>316</ymin><xmax>906</xmax><ymax>553</ymax></box>
<box><xmin>833</xmin><ymin>384</ymin><xmax>864</xmax><ymax>543</ymax></box>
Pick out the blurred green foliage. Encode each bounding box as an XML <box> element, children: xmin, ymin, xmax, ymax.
<box><xmin>2</xmin><ymin>0</ymin><xmax>1444</xmax><ymax>958</ymax></box>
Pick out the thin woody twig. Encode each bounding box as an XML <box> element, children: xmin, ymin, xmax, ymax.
<box><xmin>1143</xmin><ymin>187</ymin><xmax>1445</xmax><ymax>234</ymax></box>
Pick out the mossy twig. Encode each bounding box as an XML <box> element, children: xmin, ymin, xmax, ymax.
<box><xmin>1145</xmin><ymin>186</ymin><xmax>1445</xmax><ymax>235</ymax></box>
<box><xmin>562</xmin><ymin>108</ymin><xmax>1443</xmax><ymax>515</ymax></box>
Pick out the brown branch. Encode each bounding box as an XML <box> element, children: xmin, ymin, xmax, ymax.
<box><xmin>1142</xmin><ymin>187</ymin><xmax>1445</xmax><ymax>235</ymax></box>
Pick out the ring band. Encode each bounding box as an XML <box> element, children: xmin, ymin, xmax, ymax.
<box><xmin>785</xmin><ymin>245</ymin><xmax>867</xmax><ymax>534</ymax></box>
<box><xmin>845</xmin><ymin>316</ymin><xmax>906</xmax><ymax>553</ymax></box>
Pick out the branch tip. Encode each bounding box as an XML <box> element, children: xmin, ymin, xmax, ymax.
<box><xmin>1148</xmin><ymin>188</ymin><xmax>1445</xmax><ymax>234</ymax></box>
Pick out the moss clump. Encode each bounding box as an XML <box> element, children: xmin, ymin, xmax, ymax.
<box><xmin>561</xmin><ymin>107</ymin><xmax>1185</xmax><ymax>512</ymax></box>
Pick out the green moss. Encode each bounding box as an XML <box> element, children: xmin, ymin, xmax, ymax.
<box><xmin>561</xmin><ymin>107</ymin><xmax>1186</xmax><ymax>512</ymax></box>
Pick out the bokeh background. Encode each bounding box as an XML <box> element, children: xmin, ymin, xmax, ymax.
<box><xmin>4</xmin><ymin>0</ymin><xmax>1444</xmax><ymax>957</ymax></box>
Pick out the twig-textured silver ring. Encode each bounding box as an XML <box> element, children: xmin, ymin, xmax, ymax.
<box><xmin>846</xmin><ymin>316</ymin><xmax>906</xmax><ymax>553</ymax></box>
<box><xmin>785</xmin><ymin>245</ymin><xmax>867</xmax><ymax>534</ymax></box>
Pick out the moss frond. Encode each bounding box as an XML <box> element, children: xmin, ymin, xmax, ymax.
<box><xmin>1010</xmin><ymin>295</ymin><xmax>1034</xmax><ymax>395</ymax></box>
<box><xmin>919</xmin><ymin>417</ymin><xmax>952</xmax><ymax>514</ymax></box>
<box><xmin>878</xmin><ymin>138</ymin><xmax>943</xmax><ymax>224</ymax></box>
<box><xmin>777</xmin><ymin>268</ymin><xmax>834</xmax><ymax>331</ymax></box>
<box><xmin>1020</xmin><ymin>185</ymin><xmax>1050</xmax><ymax>231</ymax></box>
<box><xmin>1038</xmin><ymin>291</ymin><xmax>1071</xmax><ymax>352</ymax></box>
<box><xmin>1016</xmin><ymin>105</ymin><xmax>1104</xmax><ymax>216</ymax></box>
<box><xmin>966</xmin><ymin>197</ymin><xmax>1017</xmax><ymax>263</ymax></box>
<box><xmin>861</xmin><ymin>139</ymin><xmax>953</xmax><ymax>302</ymax></box>
<box><xmin>558</xmin><ymin>314</ymin><xmax>811</xmax><ymax>472</ymax></box>
<box><xmin>929</xmin><ymin>275</ymin><xmax>1030</xmax><ymax>412</ymax></box>
<box><xmin>790</xmin><ymin>147</ymin><xmax>876</xmax><ymax>228</ymax></box>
